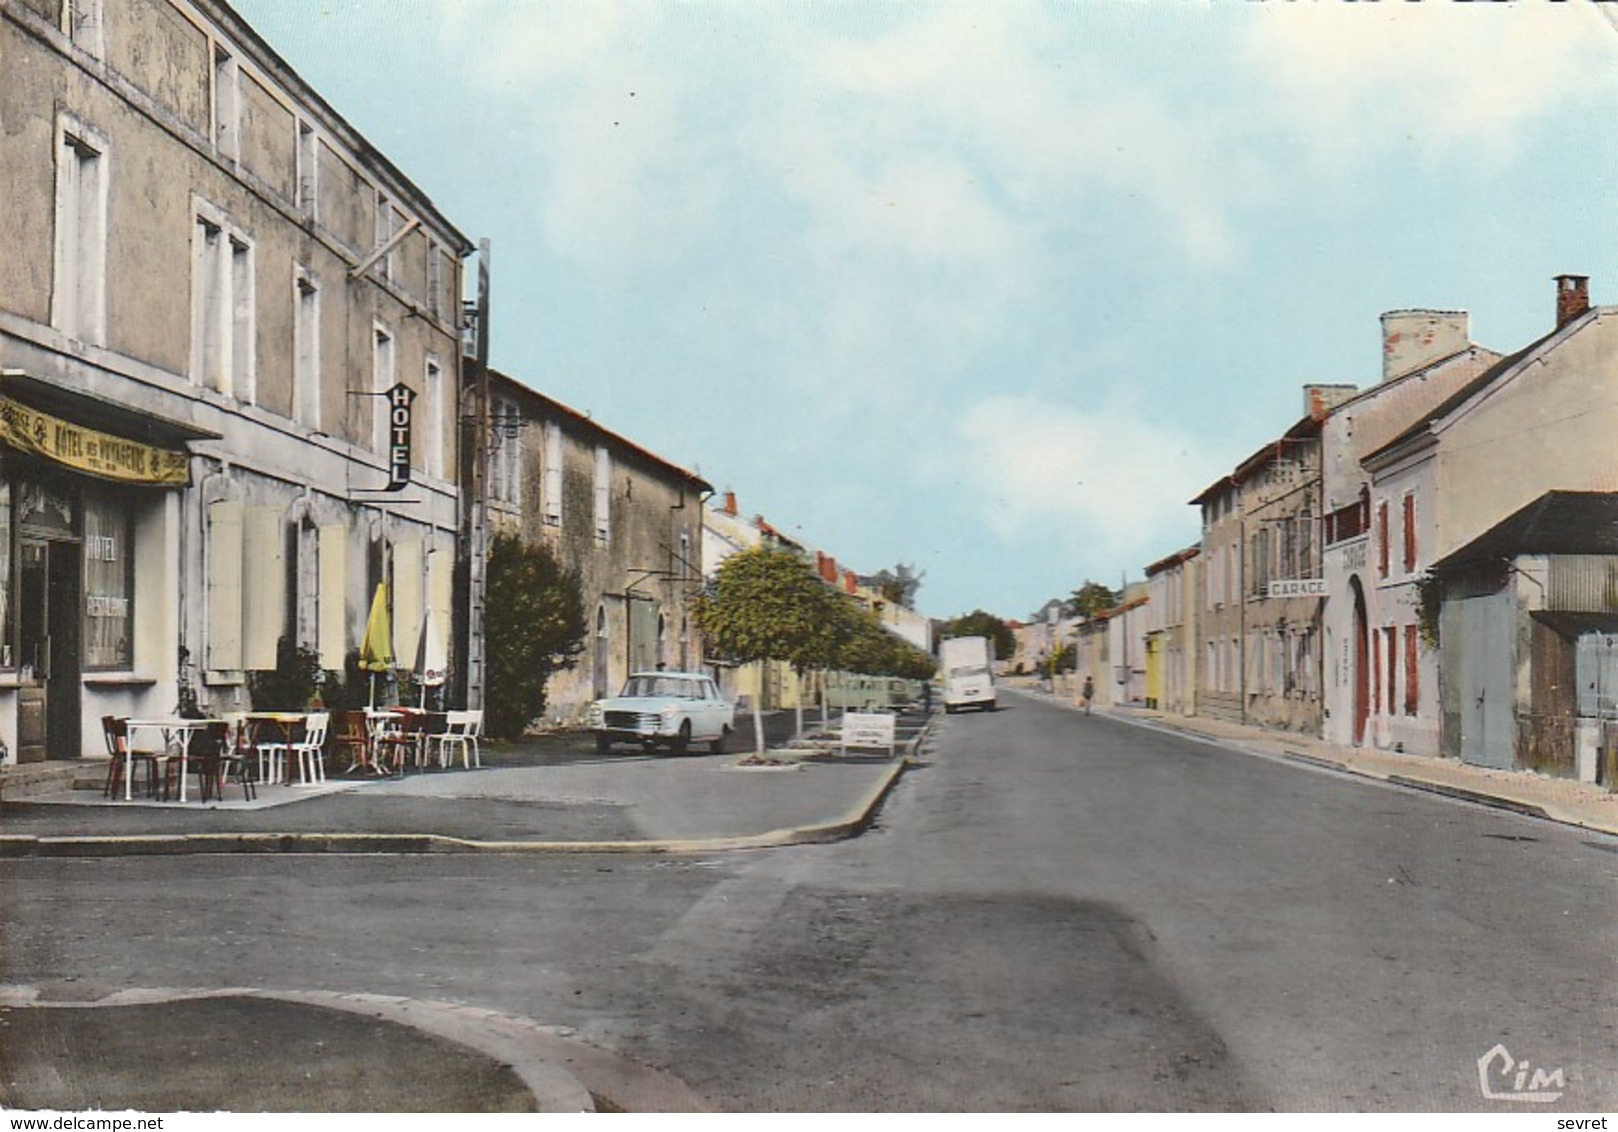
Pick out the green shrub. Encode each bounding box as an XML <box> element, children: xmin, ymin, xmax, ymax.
<box><xmin>485</xmin><ymin>534</ymin><xmax>586</xmax><ymax>739</ymax></box>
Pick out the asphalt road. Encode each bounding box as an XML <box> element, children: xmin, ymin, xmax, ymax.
<box><xmin>3</xmin><ymin>690</ymin><xmax>1615</xmax><ymax>1111</ymax></box>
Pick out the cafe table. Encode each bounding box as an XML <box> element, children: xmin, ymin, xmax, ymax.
<box><xmin>123</xmin><ymin>717</ymin><xmax>226</xmax><ymax>803</ymax></box>
<box><xmin>364</xmin><ymin>708</ymin><xmax>411</xmax><ymax>774</ymax></box>
<box><xmin>244</xmin><ymin>711</ymin><xmax>309</xmax><ymax>785</ymax></box>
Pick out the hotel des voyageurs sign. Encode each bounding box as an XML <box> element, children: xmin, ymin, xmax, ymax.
<box><xmin>0</xmin><ymin>396</ymin><xmax>189</xmax><ymax>486</ymax></box>
<box><xmin>0</xmin><ymin>384</ymin><xmax>418</xmax><ymax>490</ymax></box>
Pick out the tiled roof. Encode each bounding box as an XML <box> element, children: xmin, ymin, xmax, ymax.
<box><xmin>1432</xmin><ymin>491</ymin><xmax>1618</xmax><ymax>570</ymax></box>
<box><xmin>488</xmin><ymin>369</ymin><xmax>712</xmax><ymax>492</ymax></box>
<box><xmin>1366</xmin><ymin>318</ymin><xmax>1582</xmax><ymax>464</ymax></box>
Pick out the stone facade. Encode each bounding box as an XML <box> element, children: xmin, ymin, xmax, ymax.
<box><xmin>0</xmin><ymin>0</ymin><xmax>470</xmax><ymax>760</ymax></box>
<box><xmin>485</xmin><ymin>370</ymin><xmax>709</xmax><ymax>728</ymax></box>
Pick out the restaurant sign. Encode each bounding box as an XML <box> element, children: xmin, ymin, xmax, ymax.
<box><xmin>0</xmin><ymin>397</ymin><xmax>188</xmax><ymax>486</ymax></box>
<box><xmin>1267</xmin><ymin>578</ymin><xmax>1328</xmax><ymax>599</ymax></box>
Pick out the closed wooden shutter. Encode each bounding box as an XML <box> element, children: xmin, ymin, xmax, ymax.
<box><xmin>317</xmin><ymin>524</ymin><xmax>346</xmax><ymax>670</ymax></box>
<box><xmin>207</xmin><ymin>499</ymin><xmax>244</xmax><ymax>671</ymax></box>
<box><xmin>594</xmin><ymin>445</ymin><xmax>610</xmax><ymax>543</ymax></box>
<box><xmin>393</xmin><ymin>538</ymin><xmax>423</xmax><ymax>667</ymax></box>
<box><xmin>1403</xmin><ymin>493</ymin><xmax>1417</xmax><ymax>574</ymax></box>
<box><xmin>242</xmin><ymin>505</ymin><xmax>286</xmax><ymax>670</ymax></box>
<box><xmin>1404</xmin><ymin>624</ymin><xmax>1419</xmax><ymax>715</ymax></box>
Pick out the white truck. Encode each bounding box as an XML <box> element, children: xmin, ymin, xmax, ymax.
<box><xmin>940</xmin><ymin>635</ymin><xmax>996</xmax><ymax>713</ymax></box>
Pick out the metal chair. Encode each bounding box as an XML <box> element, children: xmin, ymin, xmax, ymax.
<box><xmin>101</xmin><ymin>716</ymin><xmax>159</xmax><ymax>800</ymax></box>
<box><xmin>252</xmin><ymin>717</ymin><xmax>301</xmax><ymax>786</ymax></box>
<box><xmin>287</xmin><ymin>712</ymin><xmax>331</xmax><ymax>784</ymax></box>
<box><xmin>429</xmin><ymin>709</ymin><xmax>483</xmax><ymax>769</ymax></box>
<box><xmin>215</xmin><ymin>716</ymin><xmax>258</xmax><ymax>802</ymax></box>
<box><xmin>332</xmin><ymin>710</ymin><xmax>372</xmax><ymax>774</ymax></box>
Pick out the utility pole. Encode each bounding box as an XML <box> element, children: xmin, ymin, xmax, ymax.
<box><xmin>464</xmin><ymin>239</ymin><xmax>491</xmax><ymax>712</ymax></box>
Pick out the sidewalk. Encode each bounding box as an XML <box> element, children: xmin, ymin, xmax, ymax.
<box><xmin>0</xmin><ymin>709</ymin><xmax>929</xmax><ymax>856</ymax></box>
<box><xmin>0</xmin><ymin>709</ymin><xmax>934</xmax><ymax>1113</ymax></box>
<box><xmin>1008</xmin><ymin>683</ymin><xmax>1618</xmax><ymax>837</ymax></box>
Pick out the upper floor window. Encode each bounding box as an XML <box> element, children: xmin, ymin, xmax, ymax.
<box><xmin>423</xmin><ymin>356</ymin><xmax>444</xmax><ymax>480</ymax></box>
<box><xmin>65</xmin><ymin>0</ymin><xmax>105</xmax><ymax>58</ymax></box>
<box><xmin>1402</xmin><ymin>492</ymin><xmax>1417</xmax><ymax>574</ymax></box>
<box><xmin>1299</xmin><ymin>505</ymin><xmax>1314</xmax><ymax>577</ymax></box>
<box><xmin>543</xmin><ymin>422</ymin><xmax>563</xmax><ymax>527</ymax></box>
<box><xmin>213</xmin><ymin>44</ymin><xmax>239</xmax><ymax>161</ymax></box>
<box><xmin>371</xmin><ymin>323</ymin><xmax>394</xmax><ymax>452</ymax></box>
<box><xmin>374</xmin><ymin>192</ymin><xmax>395</xmax><ymax>283</ymax></box>
<box><xmin>1250</xmin><ymin>526</ymin><xmax>1271</xmax><ymax>597</ymax></box>
<box><xmin>191</xmin><ymin>205</ymin><xmax>255</xmax><ymax>401</ymax></box>
<box><xmin>53</xmin><ymin>120</ymin><xmax>108</xmax><ymax>345</ymax></box>
<box><xmin>594</xmin><ymin>445</ymin><xmax>611</xmax><ymax>545</ymax></box>
<box><xmin>427</xmin><ymin>241</ymin><xmax>444</xmax><ymax>321</ymax></box>
<box><xmin>293</xmin><ymin>269</ymin><xmax>320</xmax><ymax>428</ymax></box>
<box><xmin>296</xmin><ymin>121</ymin><xmax>319</xmax><ymax>219</ymax></box>
<box><xmin>1376</xmin><ymin>500</ymin><xmax>1390</xmax><ymax>579</ymax></box>
<box><xmin>490</xmin><ymin>398</ymin><xmax>521</xmax><ymax>506</ymax></box>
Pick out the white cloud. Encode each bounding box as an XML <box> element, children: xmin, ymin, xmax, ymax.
<box><xmin>1241</xmin><ymin>2</ymin><xmax>1618</xmax><ymax>166</ymax></box>
<box><xmin>945</xmin><ymin>394</ymin><xmax>1218</xmax><ymax>571</ymax></box>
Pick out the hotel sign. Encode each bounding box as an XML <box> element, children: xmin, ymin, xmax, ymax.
<box><xmin>1267</xmin><ymin>578</ymin><xmax>1327</xmax><ymax>599</ymax></box>
<box><xmin>0</xmin><ymin>397</ymin><xmax>188</xmax><ymax>486</ymax></box>
<box><xmin>385</xmin><ymin>382</ymin><xmax>415</xmax><ymax>491</ymax></box>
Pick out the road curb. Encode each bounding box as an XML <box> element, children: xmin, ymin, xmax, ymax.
<box><xmin>1381</xmin><ymin>775</ymin><xmax>1554</xmax><ymax>822</ymax></box>
<box><xmin>0</xmin><ymin>984</ymin><xmax>713</xmax><ymax>1113</ymax></box>
<box><xmin>0</xmin><ymin>713</ymin><xmax>936</xmax><ymax>860</ymax></box>
<box><xmin>1006</xmin><ymin>686</ymin><xmax>1616</xmax><ymax>837</ymax></box>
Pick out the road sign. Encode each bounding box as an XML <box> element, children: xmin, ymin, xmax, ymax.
<box><xmin>842</xmin><ymin>711</ymin><xmax>896</xmax><ymax>755</ymax></box>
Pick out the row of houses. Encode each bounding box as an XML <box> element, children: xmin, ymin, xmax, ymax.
<box><xmin>1064</xmin><ymin>286</ymin><xmax>1618</xmax><ymax>784</ymax></box>
<box><xmin>0</xmin><ymin>0</ymin><xmax>922</xmax><ymax>765</ymax></box>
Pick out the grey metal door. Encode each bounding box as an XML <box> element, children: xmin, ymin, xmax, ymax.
<box><xmin>1457</xmin><ymin>593</ymin><xmax>1515</xmax><ymax>769</ymax></box>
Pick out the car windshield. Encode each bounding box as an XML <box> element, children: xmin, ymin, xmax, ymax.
<box><xmin>621</xmin><ymin>676</ymin><xmax>700</xmax><ymax>699</ymax></box>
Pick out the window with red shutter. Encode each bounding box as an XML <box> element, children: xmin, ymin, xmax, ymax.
<box><xmin>1372</xmin><ymin>628</ymin><xmax>1381</xmax><ymax>713</ymax></box>
<box><xmin>1403</xmin><ymin>493</ymin><xmax>1416</xmax><ymax>574</ymax></box>
<box><xmin>1404</xmin><ymin>624</ymin><xmax>1419</xmax><ymax>715</ymax></box>
<box><xmin>1377</xmin><ymin>501</ymin><xmax>1389</xmax><ymax>578</ymax></box>
<box><xmin>1386</xmin><ymin>627</ymin><xmax>1398</xmax><ymax>718</ymax></box>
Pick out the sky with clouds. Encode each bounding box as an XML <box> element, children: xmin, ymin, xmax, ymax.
<box><xmin>234</xmin><ymin>0</ymin><xmax>1618</xmax><ymax>621</ymax></box>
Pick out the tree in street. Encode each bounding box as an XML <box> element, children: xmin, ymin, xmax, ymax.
<box><xmin>695</xmin><ymin>545</ymin><xmax>838</xmax><ymax>755</ymax></box>
<box><xmin>788</xmin><ymin>583</ymin><xmax>857</xmax><ymax>739</ymax></box>
<box><xmin>1064</xmin><ymin>580</ymin><xmax>1119</xmax><ymax>620</ymax></box>
<box><xmin>942</xmin><ymin>609</ymin><xmax>1016</xmax><ymax>661</ymax></box>
<box><xmin>869</xmin><ymin>563</ymin><xmax>925</xmax><ymax>609</ymax></box>
<box><xmin>485</xmin><ymin>533</ymin><xmax>587</xmax><ymax>740</ymax></box>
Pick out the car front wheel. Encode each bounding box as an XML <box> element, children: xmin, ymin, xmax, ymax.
<box><xmin>594</xmin><ymin>733</ymin><xmax>612</xmax><ymax>753</ymax></box>
<box><xmin>668</xmin><ymin>720</ymin><xmax>691</xmax><ymax>755</ymax></box>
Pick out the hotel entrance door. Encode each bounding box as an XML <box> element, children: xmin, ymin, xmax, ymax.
<box><xmin>15</xmin><ymin>537</ymin><xmax>82</xmax><ymax>763</ymax></box>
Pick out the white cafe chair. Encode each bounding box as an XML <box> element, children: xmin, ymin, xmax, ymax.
<box><xmin>430</xmin><ymin>709</ymin><xmax>482</xmax><ymax>769</ymax></box>
<box><xmin>289</xmin><ymin>712</ymin><xmax>331</xmax><ymax>784</ymax></box>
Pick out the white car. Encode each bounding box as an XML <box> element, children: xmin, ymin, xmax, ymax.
<box><xmin>588</xmin><ymin>671</ymin><xmax>736</xmax><ymax>754</ymax></box>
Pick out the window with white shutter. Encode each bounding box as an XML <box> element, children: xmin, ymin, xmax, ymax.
<box><xmin>242</xmin><ymin>506</ymin><xmax>286</xmax><ymax>671</ymax></box>
<box><xmin>207</xmin><ymin>500</ymin><xmax>244</xmax><ymax>671</ymax></box>
<box><xmin>544</xmin><ymin>422</ymin><xmax>563</xmax><ymax>527</ymax></box>
<box><xmin>317</xmin><ymin>524</ymin><xmax>347</xmax><ymax>670</ymax></box>
<box><xmin>594</xmin><ymin>445</ymin><xmax>611</xmax><ymax>545</ymax></box>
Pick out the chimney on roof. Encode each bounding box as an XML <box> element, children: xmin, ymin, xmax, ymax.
<box><xmin>1556</xmin><ymin>274</ymin><xmax>1590</xmax><ymax>329</ymax></box>
<box><xmin>1380</xmin><ymin>310</ymin><xmax>1470</xmax><ymax>382</ymax></box>
<box><xmin>722</xmin><ymin>490</ymin><xmax>737</xmax><ymax>516</ymax></box>
<box><xmin>1304</xmin><ymin>383</ymin><xmax>1358</xmax><ymax>420</ymax></box>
